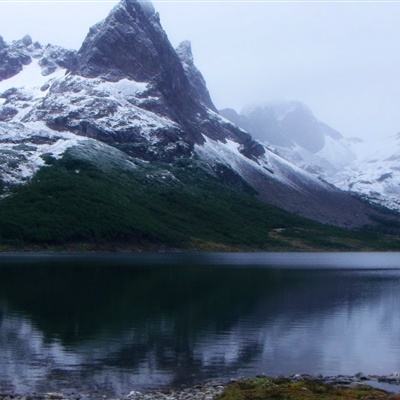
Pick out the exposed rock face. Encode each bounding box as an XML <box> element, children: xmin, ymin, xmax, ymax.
<box><xmin>27</xmin><ymin>74</ymin><xmax>190</xmax><ymax>161</ymax></box>
<box><xmin>0</xmin><ymin>36</ymin><xmax>32</xmax><ymax>81</ymax></box>
<box><xmin>0</xmin><ymin>105</ymin><xmax>18</xmax><ymax>122</ymax></box>
<box><xmin>0</xmin><ymin>35</ymin><xmax>7</xmax><ymax>50</ymax></box>
<box><xmin>76</xmin><ymin>0</ymin><xmax>204</xmax><ymax>143</ymax></box>
<box><xmin>176</xmin><ymin>40</ymin><xmax>216</xmax><ymax>111</ymax></box>
<box><xmin>77</xmin><ymin>0</ymin><xmax>165</xmax><ymax>82</ymax></box>
<box><xmin>39</xmin><ymin>45</ymin><xmax>77</xmax><ymax>75</ymax></box>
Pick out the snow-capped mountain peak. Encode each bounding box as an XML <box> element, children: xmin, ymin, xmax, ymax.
<box><xmin>0</xmin><ymin>0</ymin><xmax>396</xmax><ymax>230</ymax></box>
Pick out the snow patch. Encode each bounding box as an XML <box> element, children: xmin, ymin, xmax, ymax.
<box><xmin>0</xmin><ymin>60</ymin><xmax>65</xmax><ymax>99</ymax></box>
<box><xmin>97</xmin><ymin>78</ymin><xmax>149</xmax><ymax>98</ymax></box>
<box><xmin>332</xmin><ymin>134</ymin><xmax>400</xmax><ymax>211</ymax></box>
<box><xmin>0</xmin><ymin>122</ymin><xmax>84</xmax><ymax>186</ymax></box>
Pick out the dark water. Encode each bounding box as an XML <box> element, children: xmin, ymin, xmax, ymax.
<box><xmin>1</xmin><ymin>252</ymin><xmax>400</xmax><ymax>395</ymax></box>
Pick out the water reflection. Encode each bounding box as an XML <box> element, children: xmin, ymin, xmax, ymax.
<box><xmin>0</xmin><ymin>256</ymin><xmax>400</xmax><ymax>395</ymax></box>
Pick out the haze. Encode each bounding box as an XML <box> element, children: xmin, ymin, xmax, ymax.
<box><xmin>0</xmin><ymin>0</ymin><xmax>400</xmax><ymax>141</ymax></box>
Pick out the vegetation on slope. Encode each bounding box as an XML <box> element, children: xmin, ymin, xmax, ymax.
<box><xmin>0</xmin><ymin>150</ymin><xmax>399</xmax><ymax>251</ymax></box>
<box><xmin>217</xmin><ymin>377</ymin><xmax>400</xmax><ymax>400</ymax></box>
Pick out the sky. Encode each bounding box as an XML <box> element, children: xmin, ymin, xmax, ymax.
<box><xmin>0</xmin><ymin>0</ymin><xmax>400</xmax><ymax>141</ymax></box>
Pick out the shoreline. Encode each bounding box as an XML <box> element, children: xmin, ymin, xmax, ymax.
<box><xmin>1</xmin><ymin>251</ymin><xmax>400</xmax><ymax>272</ymax></box>
<box><xmin>2</xmin><ymin>247</ymin><xmax>400</xmax><ymax>254</ymax></box>
<box><xmin>2</xmin><ymin>375</ymin><xmax>400</xmax><ymax>400</ymax></box>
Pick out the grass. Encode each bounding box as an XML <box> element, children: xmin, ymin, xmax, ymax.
<box><xmin>0</xmin><ymin>150</ymin><xmax>400</xmax><ymax>251</ymax></box>
<box><xmin>217</xmin><ymin>377</ymin><xmax>400</xmax><ymax>400</ymax></box>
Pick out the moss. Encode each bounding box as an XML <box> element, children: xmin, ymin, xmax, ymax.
<box><xmin>217</xmin><ymin>378</ymin><xmax>400</xmax><ymax>400</ymax></box>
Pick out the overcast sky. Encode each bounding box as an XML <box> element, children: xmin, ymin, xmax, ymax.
<box><xmin>0</xmin><ymin>0</ymin><xmax>400</xmax><ymax>140</ymax></box>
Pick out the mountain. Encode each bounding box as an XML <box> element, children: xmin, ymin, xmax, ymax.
<box><xmin>220</xmin><ymin>102</ymin><xmax>355</xmax><ymax>177</ymax></box>
<box><xmin>333</xmin><ymin>133</ymin><xmax>400</xmax><ymax>212</ymax></box>
<box><xmin>0</xmin><ymin>0</ymin><xmax>398</xmax><ymax>250</ymax></box>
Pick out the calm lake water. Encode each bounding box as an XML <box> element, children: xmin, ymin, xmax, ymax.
<box><xmin>1</xmin><ymin>252</ymin><xmax>400</xmax><ymax>395</ymax></box>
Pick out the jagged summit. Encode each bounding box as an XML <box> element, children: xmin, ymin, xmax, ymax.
<box><xmin>176</xmin><ymin>40</ymin><xmax>216</xmax><ymax>111</ymax></box>
<box><xmin>20</xmin><ymin>34</ymin><xmax>33</xmax><ymax>47</ymax></box>
<box><xmin>76</xmin><ymin>0</ymin><xmax>207</xmax><ymax>145</ymax></box>
<box><xmin>176</xmin><ymin>41</ymin><xmax>193</xmax><ymax>64</ymax></box>
<box><xmin>77</xmin><ymin>0</ymin><xmax>169</xmax><ymax>82</ymax></box>
<box><xmin>136</xmin><ymin>0</ymin><xmax>156</xmax><ymax>17</ymax></box>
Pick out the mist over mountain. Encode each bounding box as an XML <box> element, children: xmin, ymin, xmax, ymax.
<box><xmin>220</xmin><ymin>102</ymin><xmax>356</xmax><ymax>177</ymax></box>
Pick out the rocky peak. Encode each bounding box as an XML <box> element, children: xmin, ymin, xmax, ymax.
<box><xmin>39</xmin><ymin>44</ymin><xmax>77</xmax><ymax>75</ymax></box>
<box><xmin>74</xmin><ymin>0</ymin><xmax>265</xmax><ymax>156</ymax></box>
<box><xmin>176</xmin><ymin>40</ymin><xmax>193</xmax><ymax>65</ymax></box>
<box><xmin>77</xmin><ymin>0</ymin><xmax>207</xmax><ymax>138</ymax></box>
<box><xmin>0</xmin><ymin>36</ymin><xmax>6</xmax><ymax>50</ymax></box>
<box><xmin>77</xmin><ymin>0</ymin><xmax>180</xmax><ymax>82</ymax></box>
<box><xmin>175</xmin><ymin>40</ymin><xmax>216</xmax><ymax>111</ymax></box>
<box><xmin>0</xmin><ymin>36</ymin><xmax>31</xmax><ymax>81</ymax></box>
<box><xmin>21</xmin><ymin>34</ymin><xmax>33</xmax><ymax>47</ymax></box>
<box><xmin>0</xmin><ymin>33</ymin><xmax>77</xmax><ymax>81</ymax></box>
<box><xmin>136</xmin><ymin>0</ymin><xmax>156</xmax><ymax>17</ymax></box>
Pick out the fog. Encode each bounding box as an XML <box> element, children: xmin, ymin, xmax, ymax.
<box><xmin>1</xmin><ymin>0</ymin><xmax>400</xmax><ymax>141</ymax></box>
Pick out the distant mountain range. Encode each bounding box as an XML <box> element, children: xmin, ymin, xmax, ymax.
<box><xmin>0</xmin><ymin>0</ymin><xmax>399</xmax><ymax>251</ymax></box>
<box><xmin>220</xmin><ymin>102</ymin><xmax>356</xmax><ymax>177</ymax></box>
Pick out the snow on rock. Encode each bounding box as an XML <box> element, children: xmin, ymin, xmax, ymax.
<box><xmin>25</xmin><ymin>74</ymin><xmax>182</xmax><ymax>151</ymax></box>
<box><xmin>0</xmin><ymin>59</ymin><xmax>64</xmax><ymax>97</ymax></box>
<box><xmin>195</xmin><ymin>136</ymin><xmax>329</xmax><ymax>193</ymax></box>
<box><xmin>333</xmin><ymin>134</ymin><xmax>400</xmax><ymax>211</ymax></box>
<box><xmin>0</xmin><ymin>121</ymin><xmax>84</xmax><ymax>186</ymax></box>
<box><xmin>97</xmin><ymin>78</ymin><xmax>149</xmax><ymax>98</ymax></box>
<box><xmin>0</xmin><ymin>34</ymin><xmax>76</xmax><ymax>82</ymax></box>
<box><xmin>0</xmin><ymin>61</ymin><xmax>73</xmax><ymax>189</ymax></box>
<box><xmin>317</xmin><ymin>135</ymin><xmax>355</xmax><ymax>171</ymax></box>
<box><xmin>0</xmin><ymin>60</ymin><xmax>66</xmax><ymax>124</ymax></box>
<box><xmin>274</xmin><ymin>134</ymin><xmax>356</xmax><ymax>178</ymax></box>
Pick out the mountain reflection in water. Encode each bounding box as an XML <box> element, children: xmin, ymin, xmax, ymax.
<box><xmin>0</xmin><ymin>253</ymin><xmax>400</xmax><ymax>395</ymax></box>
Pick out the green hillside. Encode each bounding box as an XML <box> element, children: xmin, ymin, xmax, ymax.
<box><xmin>0</xmin><ymin>148</ymin><xmax>399</xmax><ymax>251</ymax></box>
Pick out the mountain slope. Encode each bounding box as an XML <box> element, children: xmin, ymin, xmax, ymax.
<box><xmin>1</xmin><ymin>143</ymin><xmax>399</xmax><ymax>251</ymax></box>
<box><xmin>0</xmin><ymin>0</ymin><xmax>399</xmax><ymax>250</ymax></box>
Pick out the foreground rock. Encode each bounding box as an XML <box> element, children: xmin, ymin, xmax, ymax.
<box><xmin>126</xmin><ymin>383</ymin><xmax>225</xmax><ymax>400</ymax></box>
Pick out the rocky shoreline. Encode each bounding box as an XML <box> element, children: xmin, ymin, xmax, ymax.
<box><xmin>2</xmin><ymin>374</ymin><xmax>400</xmax><ymax>400</ymax></box>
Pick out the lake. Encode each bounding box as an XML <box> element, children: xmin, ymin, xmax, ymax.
<box><xmin>1</xmin><ymin>252</ymin><xmax>400</xmax><ymax>395</ymax></box>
